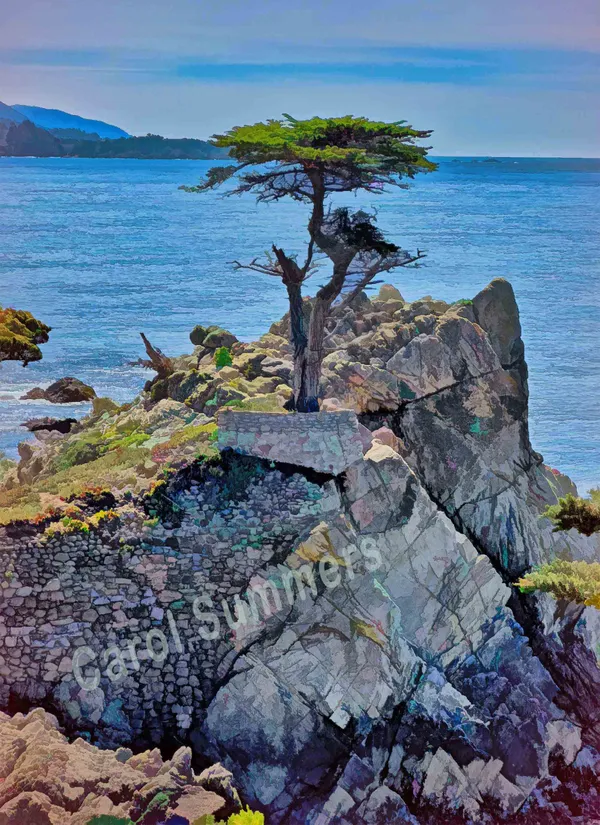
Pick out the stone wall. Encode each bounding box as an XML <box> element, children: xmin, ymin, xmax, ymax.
<box><xmin>0</xmin><ymin>461</ymin><xmax>333</xmax><ymax>748</ymax></box>
<box><xmin>217</xmin><ymin>410</ymin><xmax>364</xmax><ymax>475</ymax></box>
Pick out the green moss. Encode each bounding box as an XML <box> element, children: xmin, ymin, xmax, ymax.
<box><xmin>106</xmin><ymin>432</ymin><xmax>151</xmax><ymax>451</ymax></box>
<box><xmin>0</xmin><ymin>306</ymin><xmax>51</xmax><ymax>365</ymax></box>
<box><xmin>52</xmin><ymin>434</ymin><xmax>105</xmax><ymax>473</ymax></box>
<box><xmin>86</xmin><ymin>816</ymin><xmax>133</xmax><ymax>825</ymax></box>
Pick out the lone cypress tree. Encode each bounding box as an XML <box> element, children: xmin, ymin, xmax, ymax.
<box><xmin>183</xmin><ymin>114</ymin><xmax>436</xmax><ymax>411</ymax></box>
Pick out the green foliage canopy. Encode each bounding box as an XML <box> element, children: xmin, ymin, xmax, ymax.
<box><xmin>182</xmin><ymin>114</ymin><xmax>436</xmax><ymax>201</ymax></box>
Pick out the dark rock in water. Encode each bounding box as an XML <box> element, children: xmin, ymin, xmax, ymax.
<box><xmin>21</xmin><ymin>376</ymin><xmax>96</xmax><ymax>403</ymax></box>
<box><xmin>20</xmin><ymin>386</ymin><xmax>47</xmax><ymax>400</ymax></box>
<box><xmin>22</xmin><ymin>417</ymin><xmax>77</xmax><ymax>434</ymax></box>
<box><xmin>45</xmin><ymin>377</ymin><xmax>96</xmax><ymax>403</ymax></box>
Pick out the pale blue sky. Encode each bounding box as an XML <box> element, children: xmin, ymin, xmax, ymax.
<box><xmin>2</xmin><ymin>0</ymin><xmax>599</xmax><ymax>155</ymax></box>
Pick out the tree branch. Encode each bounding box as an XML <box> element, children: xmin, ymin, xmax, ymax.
<box><xmin>140</xmin><ymin>333</ymin><xmax>173</xmax><ymax>378</ymax></box>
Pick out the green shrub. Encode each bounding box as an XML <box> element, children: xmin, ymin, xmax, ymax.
<box><xmin>543</xmin><ymin>492</ymin><xmax>600</xmax><ymax>537</ymax></box>
<box><xmin>516</xmin><ymin>559</ymin><xmax>600</xmax><ymax>609</ymax></box>
<box><xmin>0</xmin><ymin>451</ymin><xmax>15</xmax><ymax>483</ymax></box>
<box><xmin>86</xmin><ymin>816</ymin><xmax>133</xmax><ymax>825</ymax></box>
<box><xmin>214</xmin><ymin>346</ymin><xmax>233</xmax><ymax>369</ymax></box>
<box><xmin>193</xmin><ymin>807</ymin><xmax>265</xmax><ymax>825</ymax></box>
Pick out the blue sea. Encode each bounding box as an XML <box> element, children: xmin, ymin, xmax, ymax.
<box><xmin>0</xmin><ymin>157</ymin><xmax>598</xmax><ymax>493</ymax></box>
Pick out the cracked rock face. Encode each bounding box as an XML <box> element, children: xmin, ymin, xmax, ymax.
<box><xmin>198</xmin><ymin>446</ymin><xmax>589</xmax><ymax>824</ymax></box>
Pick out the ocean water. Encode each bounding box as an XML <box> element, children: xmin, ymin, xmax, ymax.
<box><xmin>0</xmin><ymin>157</ymin><xmax>598</xmax><ymax>493</ymax></box>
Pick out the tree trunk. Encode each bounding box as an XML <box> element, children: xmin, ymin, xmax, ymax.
<box><xmin>300</xmin><ymin>295</ymin><xmax>328</xmax><ymax>412</ymax></box>
<box><xmin>286</xmin><ymin>282</ymin><xmax>309</xmax><ymax>411</ymax></box>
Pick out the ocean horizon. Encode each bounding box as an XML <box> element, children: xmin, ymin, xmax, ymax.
<box><xmin>1</xmin><ymin>155</ymin><xmax>598</xmax><ymax>493</ymax></box>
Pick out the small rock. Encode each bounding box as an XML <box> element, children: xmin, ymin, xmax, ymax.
<box><xmin>22</xmin><ymin>417</ymin><xmax>77</xmax><ymax>435</ymax></box>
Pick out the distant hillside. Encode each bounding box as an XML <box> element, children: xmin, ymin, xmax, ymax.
<box><xmin>0</xmin><ymin>101</ymin><xmax>25</xmax><ymax>124</ymax></box>
<box><xmin>46</xmin><ymin>127</ymin><xmax>102</xmax><ymax>142</ymax></box>
<box><xmin>0</xmin><ymin>100</ymin><xmax>227</xmax><ymax>160</ymax></box>
<box><xmin>67</xmin><ymin>133</ymin><xmax>229</xmax><ymax>160</ymax></box>
<box><xmin>1</xmin><ymin>120</ymin><xmax>64</xmax><ymax>157</ymax></box>
<box><xmin>12</xmin><ymin>105</ymin><xmax>129</xmax><ymax>139</ymax></box>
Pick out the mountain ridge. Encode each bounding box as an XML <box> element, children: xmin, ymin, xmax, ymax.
<box><xmin>0</xmin><ymin>101</ymin><xmax>26</xmax><ymax>124</ymax></box>
<box><xmin>0</xmin><ymin>99</ymin><xmax>227</xmax><ymax>159</ymax></box>
<box><xmin>11</xmin><ymin>103</ymin><xmax>129</xmax><ymax>138</ymax></box>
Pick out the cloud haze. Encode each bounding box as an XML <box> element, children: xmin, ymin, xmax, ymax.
<box><xmin>1</xmin><ymin>0</ymin><xmax>598</xmax><ymax>155</ymax></box>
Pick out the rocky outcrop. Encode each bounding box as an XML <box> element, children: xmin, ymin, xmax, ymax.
<box><xmin>1</xmin><ymin>280</ymin><xmax>600</xmax><ymax>824</ymax></box>
<box><xmin>0</xmin><ymin>707</ymin><xmax>236</xmax><ymax>824</ymax></box>
<box><xmin>22</xmin><ymin>377</ymin><xmax>96</xmax><ymax>404</ymax></box>
<box><xmin>0</xmin><ymin>306</ymin><xmax>50</xmax><ymax>366</ymax></box>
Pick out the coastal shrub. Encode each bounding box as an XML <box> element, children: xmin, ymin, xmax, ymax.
<box><xmin>106</xmin><ymin>432</ymin><xmax>151</xmax><ymax>451</ymax></box>
<box><xmin>150</xmin><ymin>422</ymin><xmax>219</xmax><ymax>463</ymax></box>
<box><xmin>88</xmin><ymin>509</ymin><xmax>119</xmax><ymax>528</ymax></box>
<box><xmin>40</xmin><ymin>445</ymin><xmax>154</xmax><ymax>500</ymax></box>
<box><xmin>226</xmin><ymin>392</ymin><xmax>290</xmax><ymax>413</ymax></box>
<box><xmin>0</xmin><ymin>451</ymin><xmax>15</xmax><ymax>484</ymax></box>
<box><xmin>44</xmin><ymin>516</ymin><xmax>90</xmax><ymax>540</ymax></box>
<box><xmin>543</xmin><ymin>492</ymin><xmax>600</xmax><ymax>536</ymax></box>
<box><xmin>516</xmin><ymin>559</ymin><xmax>600</xmax><ymax>609</ymax></box>
<box><xmin>214</xmin><ymin>346</ymin><xmax>233</xmax><ymax>369</ymax></box>
<box><xmin>193</xmin><ymin>807</ymin><xmax>265</xmax><ymax>825</ymax></box>
<box><xmin>52</xmin><ymin>434</ymin><xmax>105</xmax><ymax>472</ymax></box>
<box><xmin>0</xmin><ymin>487</ymin><xmax>43</xmax><ymax>525</ymax></box>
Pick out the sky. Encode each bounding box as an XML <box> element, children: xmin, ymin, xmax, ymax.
<box><xmin>1</xmin><ymin>0</ymin><xmax>599</xmax><ymax>156</ymax></box>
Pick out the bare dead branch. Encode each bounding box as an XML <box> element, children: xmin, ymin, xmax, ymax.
<box><xmin>140</xmin><ymin>332</ymin><xmax>174</xmax><ymax>378</ymax></box>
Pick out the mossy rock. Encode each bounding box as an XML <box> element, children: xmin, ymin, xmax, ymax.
<box><xmin>167</xmin><ymin>370</ymin><xmax>209</xmax><ymax>403</ymax></box>
<box><xmin>44</xmin><ymin>377</ymin><xmax>96</xmax><ymax>403</ymax></box>
<box><xmin>233</xmin><ymin>351</ymin><xmax>267</xmax><ymax>380</ymax></box>
<box><xmin>203</xmin><ymin>327</ymin><xmax>238</xmax><ymax>350</ymax></box>
<box><xmin>377</xmin><ymin>284</ymin><xmax>404</xmax><ymax>302</ymax></box>
<box><xmin>92</xmin><ymin>396</ymin><xmax>120</xmax><ymax>416</ymax></box>
<box><xmin>190</xmin><ymin>324</ymin><xmax>208</xmax><ymax>346</ymax></box>
<box><xmin>0</xmin><ymin>306</ymin><xmax>51</xmax><ymax>365</ymax></box>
